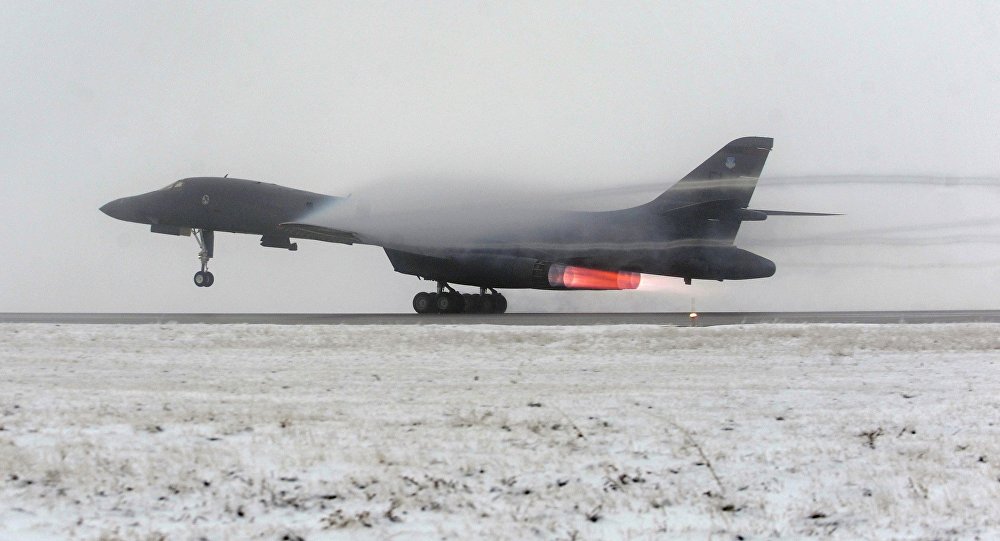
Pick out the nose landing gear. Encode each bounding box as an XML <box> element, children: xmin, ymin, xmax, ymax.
<box><xmin>193</xmin><ymin>271</ymin><xmax>214</xmax><ymax>287</ymax></box>
<box><xmin>412</xmin><ymin>283</ymin><xmax>507</xmax><ymax>314</ymax></box>
<box><xmin>192</xmin><ymin>229</ymin><xmax>215</xmax><ymax>288</ymax></box>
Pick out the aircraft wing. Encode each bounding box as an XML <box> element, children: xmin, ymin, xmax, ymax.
<box><xmin>278</xmin><ymin>222</ymin><xmax>363</xmax><ymax>245</ymax></box>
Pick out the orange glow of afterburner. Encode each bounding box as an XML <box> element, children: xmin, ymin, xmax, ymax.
<box><xmin>637</xmin><ymin>274</ymin><xmax>696</xmax><ymax>293</ymax></box>
<box><xmin>547</xmin><ymin>264</ymin><xmax>641</xmax><ymax>290</ymax></box>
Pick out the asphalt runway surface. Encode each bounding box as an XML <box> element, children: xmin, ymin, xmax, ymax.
<box><xmin>2</xmin><ymin>311</ymin><xmax>999</xmax><ymax>326</ymax></box>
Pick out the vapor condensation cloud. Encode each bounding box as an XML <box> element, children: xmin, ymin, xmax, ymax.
<box><xmin>301</xmin><ymin>174</ymin><xmax>1000</xmax><ymax>250</ymax></box>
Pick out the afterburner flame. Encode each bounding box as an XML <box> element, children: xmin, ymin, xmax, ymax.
<box><xmin>548</xmin><ymin>264</ymin><xmax>641</xmax><ymax>290</ymax></box>
<box><xmin>636</xmin><ymin>274</ymin><xmax>690</xmax><ymax>292</ymax></box>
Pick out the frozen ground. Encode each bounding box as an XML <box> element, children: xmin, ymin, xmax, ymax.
<box><xmin>1</xmin><ymin>324</ymin><xmax>999</xmax><ymax>540</ymax></box>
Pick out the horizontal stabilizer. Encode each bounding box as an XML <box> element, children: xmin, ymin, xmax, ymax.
<box><xmin>748</xmin><ymin>209</ymin><xmax>842</xmax><ymax>216</ymax></box>
<box><xmin>656</xmin><ymin>198</ymin><xmax>741</xmax><ymax>217</ymax></box>
<box><xmin>278</xmin><ymin>222</ymin><xmax>361</xmax><ymax>245</ymax></box>
<box><xmin>656</xmin><ymin>200</ymin><xmax>840</xmax><ymax>219</ymax></box>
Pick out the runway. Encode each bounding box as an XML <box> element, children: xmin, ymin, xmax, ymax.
<box><xmin>2</xmin><ymin>310</ymin><xmax>999</xmax><ymax>325</ymax></box>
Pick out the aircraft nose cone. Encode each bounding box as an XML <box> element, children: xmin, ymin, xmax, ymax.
<box><xmin>100</xmin><ymin>197</ymin><xmax>137</xmax><ymax>222</ymax></box>
<box><xmin>100</xmin><ymin>199</ymin><xmax>122</xmax><ymax>218</ymax></box>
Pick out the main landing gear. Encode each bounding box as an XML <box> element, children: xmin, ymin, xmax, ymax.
<box><xmin>412</xmin><ymin>283</ymin><xmax>508</xmax><ymax>314</ymax></box>
<box><xmin>192</xmin><ymin>229</ymin><xmax>215</xmax><ymax>287</ymax></box>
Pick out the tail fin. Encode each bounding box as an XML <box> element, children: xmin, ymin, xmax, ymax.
<box><xmin>635</xmin><ymin>137</ymin><xmax>774</xmax><ymax>245</ymax></box>
<box><xmin>648</xmin><ymin>136</ymin><xmax>773</xmax><ymax>212</ymax></box>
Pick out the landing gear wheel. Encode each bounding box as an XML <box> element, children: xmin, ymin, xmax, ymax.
<box><xmin>192</xmin><ymin>229</ymin><xmax>215</xmax><ymax>289</ymax></box>
<box><xmin>413</xmin><ymin>292</ymin><xmax>435</xmax><ymax>314</ymax></box>
<box><xmin>436</xmin><ymin>292</ymin><xmax>464</xmax><ymax>314</ymax></box>
<box><xmin>451</xmin><ymin>292</ymin><xmax>466</xmax><ymax>313</ymax></box>
<box><xmin>494</xmin><ymin>294</ymin><xmax>507</xmax><ymax>314</ymax></box>
<box><xmin>474</xmin><ymin>293</ymin><xmax>506</xmax><ymax>314</ymax></box>
<box><xmin>412</xmin><ymin>284</ymin><xmax>502</xmax><ymax>315</ymax></box>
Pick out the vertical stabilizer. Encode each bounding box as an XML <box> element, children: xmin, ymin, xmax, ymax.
<box><xmin>638</xmin><ymin>137</ymin><xmax>774</xmax><ymax>245</ymax></box>
<box><xmin>651</xmin><ymin>136</ymin><xmax>773</xmax><ymax>211</ymax></box>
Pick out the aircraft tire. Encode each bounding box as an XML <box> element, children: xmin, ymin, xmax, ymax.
<box><xmin>495</xmin><ymin>294</ymin><xmax>508</xmax><ymax>314</ymax></box>
<box><xmin>194</xmin><ymin>271</ymin><xmax>207</xmax><ymax>287</ymax></box>
<box><xmin>203</xmin><ymin>272</ymin><xmax>215</xmax><ymax>287</ymax></box>
<box><xmin>451</xmin><ymin>292</ymin><xmax>465</xmax><ymax>313</ymax></box>
<box><xmin>436</xmin><ymin>292</ymin><xmax>464</xmax><ymax>314</ymax></box>
<box><xmin>479</xmin><ymin>295</ymin><xmax>495</xmax><ymax>314</ymax></box>
<box><xmin>413</xmin><ymin>292</ymin><xmax>434</xmax><ymax>314</ymax></box>
<box><xmin>434</xmin><ymin>293</ymin><xmax>451</xmax><ymax>313</ymax></box>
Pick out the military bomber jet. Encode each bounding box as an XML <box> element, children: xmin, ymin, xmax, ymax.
<box><xmin>100</xmin><ymin>137</ymin><xmax>834</xmax><ymax>313</ymax></box>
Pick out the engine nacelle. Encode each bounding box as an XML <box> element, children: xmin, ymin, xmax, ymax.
<box><xmin>384</xmin><ymin>249</ymin><xmax>640</xmax><ymax>290</ymax></box>
<box><xmin>384</xmin><ymin>245</ymin><xmax>773</xmax><ymax>289</ymax></box>
<box><xmin>546</xmin><ymin>264</ymin><xmax>641</xmax><ymax>290</ymax></box>
<box><xmin>652</xmin><ymin>245</ymin><xmax>776</xmax><ymax>280</ymax></box>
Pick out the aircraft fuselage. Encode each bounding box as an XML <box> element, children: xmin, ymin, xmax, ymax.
<box><xmin>101</xmin><ymin>177</ymin><xmax>339</xmax><ymax>238</ymax></box>
<box><xmin>100</xmin><ymin>137</ymin><xmax>816</xmax><ymax>313</ymax></box>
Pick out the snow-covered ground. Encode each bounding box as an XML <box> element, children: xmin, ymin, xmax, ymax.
<box><xmin>1</xmin><ymin>323</ymin><xmax>999</xmax><ymax>540</ymax></box>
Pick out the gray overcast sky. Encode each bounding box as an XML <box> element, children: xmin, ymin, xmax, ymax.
<box><xmin>1</xmin><ymin>1</ymin><xmax>998</xmax><ymax>313</ymax></box>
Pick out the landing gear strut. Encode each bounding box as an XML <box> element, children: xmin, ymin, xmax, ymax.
<box><xmin>192</xmin><ymin>229</ymin><xmax>215</xmax><ymax>287</ymax></box>
<box><xmin>412</xmin><ymin>283</ymin><xmax>507</xmax><ymax>314</ymax></box>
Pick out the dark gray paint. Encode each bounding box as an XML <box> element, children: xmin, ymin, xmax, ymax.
<box><xmin>101</xmin><ymin>137</ymin><xmax>817</xmax><ymax>298</ymax></box>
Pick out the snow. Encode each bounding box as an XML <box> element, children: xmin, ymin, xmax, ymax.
<box><xmin>1</xmin><ymin>323</ymin><xmax>999</xmax><ymax>540</ymax></box>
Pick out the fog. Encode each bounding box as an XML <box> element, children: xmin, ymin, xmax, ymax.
<box><xmin>299</xmin><ymin>176</ymin><xmax>578</xmax><ymax>252</ymax></box>
<box><xmin>1</xmin><ymin>2</ymin><xmax>998</xmax><ymax>313</ymax></box>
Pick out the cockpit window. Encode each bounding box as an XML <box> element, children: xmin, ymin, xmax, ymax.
<box><xmin>161</xmin><ymin>180</ymin><xmax>185</xmax><ymax>190</ymax></box>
